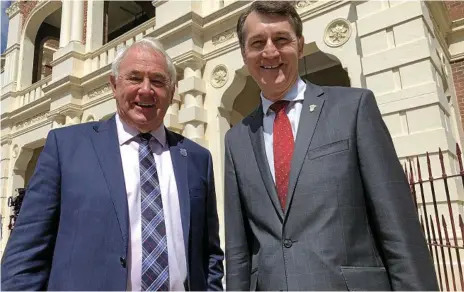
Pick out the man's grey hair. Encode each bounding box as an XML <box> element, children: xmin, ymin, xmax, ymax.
<box><xmin>111</xmin><ymin>37</ymin><xmax>177</xmax><ymax>87</ymax></box>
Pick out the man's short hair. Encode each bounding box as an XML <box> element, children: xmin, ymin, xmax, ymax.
<box><xmin>111</xmin><ymin>37</ymin><xmax>177</xmax><ymax>87</ymax></box>
<box><xmin>236</xmin><ymin>1</ymin><xmax>303</xmax><ymax>51</ymax></box>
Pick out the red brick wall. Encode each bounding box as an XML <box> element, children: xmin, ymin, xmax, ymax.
<box><xmin>446</xmin><ymin>2</ymin><xmax>464</xmax><ymax>21</ymax></box>
<box><xmin>451</xmin><ymin>60</ymin><xmax>464</xmax><ymax>130</ymax></box>
<box><xmin>446</xmin><ymin>3</ymin><xmax>464</xmax><ymax>130</ymax></box>
<box><xmin>20</xmin><ymin>0</ymin><xmax>38</xmax><ymax>29</ymax></box>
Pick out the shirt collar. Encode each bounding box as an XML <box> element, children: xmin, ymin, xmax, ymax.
<box><xmin>115</xmin><ymin>113</ymin><xmax>167</xmax><ymax>147</ymax></box>
<box><xmin>261</xmin><ymin>77</ymin><xmax>306</xmax><ymax>115</ymax></box>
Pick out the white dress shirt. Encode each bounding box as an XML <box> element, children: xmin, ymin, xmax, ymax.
<box><xmin>116</xmin><ymin>114</ymin><xmax>187</xmax><ymax>291</ymax></box>
<box><xmin>261</xmin><ymin>77</ymin><xmax>307</xmax><ymax>183</ymax></box>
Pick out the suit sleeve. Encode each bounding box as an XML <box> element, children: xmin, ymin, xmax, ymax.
<box><xmin>1</xmin><ymin>130</ymin><xmax>61</xmax><ymax>290</ymax></box>
<box><xmin>206</xmin><ymin>153</ymin><xmax>225</xmax><ymax>290</ymax></box>
<box><xmin>356</xmin><ymin>90</ymin><xmax>439</xmax><ymax>290</ymax></box>
<box><xmin>224</xmin><ymin>134</ymin><xmax>251</xmax><ymax>291</ymax></box>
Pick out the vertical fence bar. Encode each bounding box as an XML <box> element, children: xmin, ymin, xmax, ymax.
<box><xmin>431</xmin><ymin>215</ymin><xmax>444</xmax><ymax>291</ymax></box>
<box><xmin>460</xmin><ymin>215</ymin><xmax>464</xmax><ymax>248</ymax></box>
<box><xmin>442</xmin><ymin>215</ymin><xmax>457</xmax><ymax>291</ymax></box>
<box><xmin>409</xmin><ymin>160</ymin><xmax>418</xmax><ymax>210</ymax></box>
<box><xmin>439</xmin><ymin>149</ymin><xmax>464</xmax><ymax>288</ymax></box>
<box><xmin>427</xmin><ymin>152</ymin><xmax>450</xmax><ymax>291</ymax></box>
<box><xmin>417</xmin><ymin>157</ymin><xmax>432</xmax><ymax>255</ymax></box>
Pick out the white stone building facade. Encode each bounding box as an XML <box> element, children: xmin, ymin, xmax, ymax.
<box><xmin>1</xmin><ymin>0</ymin><xmax>464</xmax><ymax>286</ymax></box>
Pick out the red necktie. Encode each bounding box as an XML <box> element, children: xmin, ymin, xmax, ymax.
<box><xmin>270</xmin><ymin>100</ymin><xmax>294</xmax><ymax>210</ymax></box>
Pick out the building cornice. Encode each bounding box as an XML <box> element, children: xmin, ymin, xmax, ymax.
<box><xmin>43</xmin><ymin>76</ymin><xmax>82</xmax><ymax>98</ymax></box>
<box><xmin>173</xmin><ymin>51</ymin><xmax>205</xmax><ymax>70</ymax></box>
<box><xmin>3</xmin><ymin>44</ymin><xmax>20</xmax><ymax>55</ymax></box>
<box><xmin>49</xmin><ymin>50</ymin><xmax>86</xmax><ymax>68</ymax></box>
<box><xmin>1</xmin><ymin>134</ymin><xmax>12</xmax><ymax>146</ymax></box>
<box><xmin>426</xmin><ymin>1</ymin><xmax>452</xmax><ymax>60</ymax></box>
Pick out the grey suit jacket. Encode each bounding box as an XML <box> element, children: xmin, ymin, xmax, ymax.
<box><xmin>224</xmin><ymin>82</ymin><xmax>438</xmax><ymax>291</ymax></box>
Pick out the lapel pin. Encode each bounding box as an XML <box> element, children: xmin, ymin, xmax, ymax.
<box><xmin>180</xmin><ymin>148</ymin><xmax>187</xmax><ymax>157</ymax></box>
<box><xmin>309</xmin><ymin>104</ymin><xmax>317</xmax><ymax>112</ymax></box>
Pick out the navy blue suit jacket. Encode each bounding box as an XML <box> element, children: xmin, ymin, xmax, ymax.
<box><xmin>1</xmin><ymin>116</ymin><xmax>224</xmax><ymax>290</ymax></box>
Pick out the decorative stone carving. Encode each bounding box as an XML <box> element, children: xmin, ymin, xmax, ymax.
<box><xmin>211</xmin><ymin>65</ymin><xmax>228</xmax><ymax>88</ymax></box>
<box><xmin>12</xmin><ymin>145</ymin><xmax>19</xmax><ymax>158</ymax></box>
<box><xmin>212</xmin><ymin>28</ymin><xmax>236</xmax><ymax>46</ymax></box>
<box><xmin>324</xmin><ymin>18</ymin><xmax>351</xmax><ymax>47</ymax></box>
<box><xmin>88</xmin><ymin>84</ymin><xmax>111</xmax><ymax>99</ymax></box>
<box><xmin>295</xmin><ymin>0</ymin><xmax>317</xmax><ymax>9</ymax></box>
<box><xmin>15</xmin><ymin>112</ymin><xmax>49</xmax><ymax>130</ymax></box>
<box><xmin>5</xmin><ymin>2</ymin><xmax>20</xmax><ymax>18</ymax></box>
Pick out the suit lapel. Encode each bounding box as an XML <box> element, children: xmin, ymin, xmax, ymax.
<box><xmin>285</xmin><ymin>83</ymin><xmax>325</xmax><ymax>217</ymax></box>
<box><xmin>90</xmin><ymin>116</ymin><xmax>129</xmax><ymax>249</ymax></box>
<box><xmin>166</xmin><ymin>130</ymin><xmax>190</xmax><ymax>257</ymax></box>
<box><xmin>248</xmin><ymin>107</ymin><xmax>284</xmax><ymax>220</ymax></box>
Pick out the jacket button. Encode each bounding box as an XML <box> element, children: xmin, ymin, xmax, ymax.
<box><xmin>120</xmin><ymin>256</ymin><xmax>126</xmax><ymax>268</ymax></box>
<box><xmin>283</xmin><ymin>238</ymin><xmax>292</xmax><ymax>248</ymax></box>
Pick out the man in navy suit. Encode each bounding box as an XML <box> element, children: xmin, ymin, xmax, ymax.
<box><xmin>1</xmin><ymin>37</ymin><xmax>224</xmax><ymax>291</ymax></box>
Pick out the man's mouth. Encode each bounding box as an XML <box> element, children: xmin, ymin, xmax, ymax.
<box><xmin>135</xmin><ymin>102</ymin><xmax>155</xmax><ymax>108</ymax></box>
<box><xmin>260</xmin><ymin>64</ymin><xmax>283</xmax><ymax>69</ymax></box>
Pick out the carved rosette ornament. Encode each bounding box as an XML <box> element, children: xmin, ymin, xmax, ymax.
<box><xmin>210</xmin><ymin>65</ymin><xmax>228</xmax><ymax>88</ymax></box>
<box><xmin>324</xmin><ymin>18</ymin><xmax>351</xmax><ymax>47</ymax></box>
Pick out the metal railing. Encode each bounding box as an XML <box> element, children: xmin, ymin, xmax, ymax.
<box><xmin>405</xmin><ymin>144</ymin><xmax>464</xmax><ymax>291</ymax></box>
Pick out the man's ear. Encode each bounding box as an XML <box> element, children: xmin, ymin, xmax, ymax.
<box><xmin>109</xmin><ymin>75</ymin><xmax>117</xmax><ymax>96</ymax></box>
<box><xmin>241</xmin><ymin>48</ymin><xmax>247</xmax><ymax>64</ymax></box>
<box><xmin>170</xmin><ymin>85</ymin><xmax>176</xmax><ymax>104</ymax></box>
<box><xmin>298</xmin><ymin>36</ymin><xmax>305</xmax><ymax>59</ymax></box>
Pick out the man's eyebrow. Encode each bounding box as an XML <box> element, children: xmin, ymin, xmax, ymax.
<box><xmin>124</xmin><ymin>71</ymin><xmax>168</xmax><ymax>80</ymax></box>
<box><xmin>149</xmin><ymin>72</ymin><xmax>169</xmax><ymax>79</ymax></box>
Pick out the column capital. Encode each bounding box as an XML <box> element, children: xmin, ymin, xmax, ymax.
<box><xmin>1</xmin><ymin>135</ymin><xmax>12</xmax><ymax>146</ymax></box>
<box><xmin>5</xmin><ymin>2</ymin><xmax>20</xmax><ymax>19</ymax></box>
<box><xmin>174</xmin><ymin>51</ymin><xmax>205</xmax><ymax>71</ymax></box>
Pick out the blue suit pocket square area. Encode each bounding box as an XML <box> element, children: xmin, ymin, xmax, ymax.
<box><xmin>180</xmin><ymin>148</ymin><xmax>187</xmax><ymax>157</ymax></box>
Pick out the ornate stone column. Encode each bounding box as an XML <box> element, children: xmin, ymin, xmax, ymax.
<box><xmin>70</xmin><ymin>0</ymin><xmax>85</xmax><ymax>43</ymax></box>
<box><xmin>0</xmin><ymin>136</ymin><xmax>12</xmax><ymax>253</ymax></box>
<box><xmin>59</xmin><ymin>0</ymin><xmax>72</xmax><ymax>47</ymax></box>
<box><xmin>164</xmin><ymin>85</ymin><xmax>183</xmax><ymax>134</ymax></box>
<box><xmin>2</xmin><ymin>2</ymin><xmax>21</xmax><ymax>92</ymax></box>
<box><xmin>177</xmin><ymin>55</ymin><xmax>207</xmax><ymax>147</ymax></box>
<box><xmin>85</xmin><ymin>0</ymin><xmax>104</xmax><ymax>53</ymax></box>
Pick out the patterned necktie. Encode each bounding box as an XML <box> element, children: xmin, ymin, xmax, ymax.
<box><xmin>270</xmin><ymin>101</ymin><xmax>294</xmax><ymax>210</ymax></box>
<box><xmin>138</xmin><ymin>133</ymin><xmax>169</xmax><ymax>291</ymax></box>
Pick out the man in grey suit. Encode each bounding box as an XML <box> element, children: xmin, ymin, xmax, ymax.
<box><xmin>224</xmin><ymin>1</ymin><xmax>438</xmax><ymax>291</ymax></box>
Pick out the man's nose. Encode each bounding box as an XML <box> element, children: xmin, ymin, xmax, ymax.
<box><xmin>262</xmin><ymin>40</ymin><xmax>279</xmax><ymax>58</ymax></box>
<box><xmin>139</xmin><ymin>78</ymin><xmax>152</xmax><ymax>93</ymax></box>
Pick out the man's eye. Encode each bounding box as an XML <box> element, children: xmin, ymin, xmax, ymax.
<box><xmin>129</xmin><ymin>76</ymin><xmax>142</xmax><ymax>82</ymax></box>
<box><xmin>151</xmin><ymin>80</ymin><xmax>166</xmax><ymax>87</ymax></box>
<box><xmin>251</xmin><ymin>40</ymin><xmax>264</xmax><ymax>47</ymax></box>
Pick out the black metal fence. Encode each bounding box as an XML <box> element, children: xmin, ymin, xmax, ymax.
<box><xmin>405</xmin><ymin>144</ymin><xmax>464</xmax><ymax>291</ymax></box>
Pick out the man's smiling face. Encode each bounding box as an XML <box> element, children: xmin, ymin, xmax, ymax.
<box><xmin>242</xmin><ymin>11</ymin><xmax>304</xmax><ymax>101</ymax></box>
